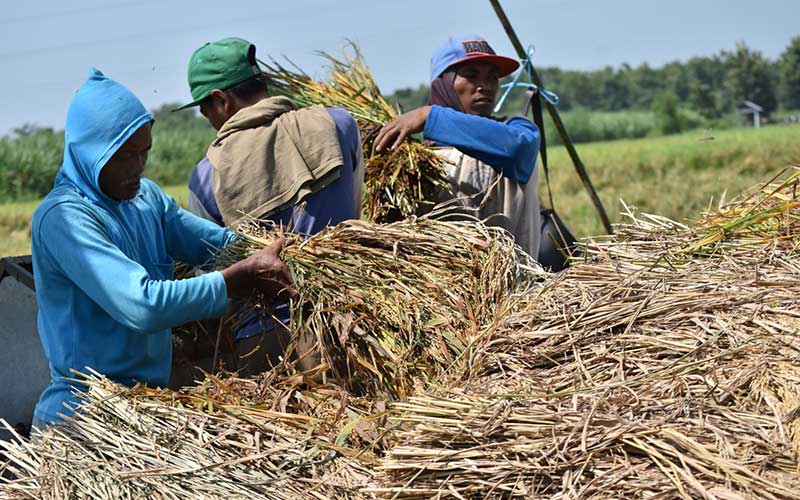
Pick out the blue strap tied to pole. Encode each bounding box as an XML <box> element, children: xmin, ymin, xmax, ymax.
<box><xmin>494</xmin><ymin>45</ymin><xmax>559</xmax><ymax>114</ymax></box>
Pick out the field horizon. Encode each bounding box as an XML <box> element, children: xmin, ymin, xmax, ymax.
<box><xmin>1</xmin><ymin>122</ymin><xmax>798</xmax><ymax>257</ymax></box>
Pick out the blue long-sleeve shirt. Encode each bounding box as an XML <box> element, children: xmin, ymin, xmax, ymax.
<box><xmin>32</xmin><ymin>69</ymin><xmax>234</xmax><ymax>424</ymax></box>
<box><xmin>422</xmin><ymin>105</ymin><xmax>539</xmax><ymax>184</ymax></box>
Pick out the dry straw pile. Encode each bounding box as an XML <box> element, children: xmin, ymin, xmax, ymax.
<box><xmin>4</xmin><ymin>169</ymin><xmax>800</xmax><ymax>498</ymax></box>
<box><xmin>218</xmin><ymin>213</ymin><xmax>537</xmax><ymax>399</ymax></box>
<box><xmin>261</xmin><ymin>46</ymin><xmax>449</xmax><ymax>222</ymax></box>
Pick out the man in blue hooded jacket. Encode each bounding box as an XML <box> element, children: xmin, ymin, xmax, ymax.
<box><xmin>30</xmin><ymin>68</ymin><xmax>295</xmax><ymax>427</ymax></box>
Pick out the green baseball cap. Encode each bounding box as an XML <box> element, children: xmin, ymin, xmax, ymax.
<box><xmin>175</xmin><ymin>37</ymin><xmax>261</xmax><ymax>110</ymax></box>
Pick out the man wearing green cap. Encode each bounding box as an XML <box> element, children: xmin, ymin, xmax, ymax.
<box><xmin>178</xmin><ymin>37</ymin><xmax>364</xmax><ymax>374</ymax></box>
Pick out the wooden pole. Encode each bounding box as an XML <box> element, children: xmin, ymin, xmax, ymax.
<box><xmin>488</xmin><ymin>0</ymin><xmax>614</xmax><ymax>234</ymax></box>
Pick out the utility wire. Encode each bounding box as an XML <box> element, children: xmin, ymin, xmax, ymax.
<box><xmin>488</xmin><ymin>0</ymin><xmax>614</xmax><ymax>235</ymax></box>
<box><xmin>0</xmin><ymin>0</ymin><xmax>164</xmax><ymax>27</ymax></box>
<box><xmin>0</xmin><ymin>1</ymin><xmax>348</xmax><ymax>60</ymax></box>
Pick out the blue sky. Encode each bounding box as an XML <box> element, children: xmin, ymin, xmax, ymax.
<box><xmin>0</xmin><ymin>0</ymin><xmax>797</xmax><ymax>135</ymax></box>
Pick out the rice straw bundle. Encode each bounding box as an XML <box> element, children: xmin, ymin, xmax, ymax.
<box><xmin>6</xmin><ymin>170</ymin><xmax>800</xmax><ymax>498</ymax></box>
<box><xmin>0</xmin><ymin>371</ymin><xmax>376</xmax><ymax>499</ymax></box>
<box><xmin>261</xmin><ymin>45</ymin><xmax>449</xmax><ymax>222</ymax></box>
<box><xmin>219</xmin><ymin>215</ymin><xmax>537</xmax><ymax>400</ymax></box>
<box><xmin>372</xmin><ymin>255</ymin><xmax>800</xmax><ymax>496</ymax></box>
<box><xmin>369</xmin><ymin>385</ymin><xmax>800</xmax><ymax>499</ymax></box>
<box><xmin>365</xmin><ymin>168</ymin><xmax>800</xmax><ymax>498</ymax></box>
<box><xmin>683</xmin><ymin>166</ymin><xmax>800</xmax><ymax>255</ymax></box>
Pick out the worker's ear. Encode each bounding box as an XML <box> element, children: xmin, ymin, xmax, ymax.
<box><xmin>208</xmin><ymin>89</ymin><xmax>230</xmax><ymax>112</ymax></box>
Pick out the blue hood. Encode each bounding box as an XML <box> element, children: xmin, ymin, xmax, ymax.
<box><xmin>32</xmin><ymin>69</ymin><xmax>232</xmax><ymax>425</ymax></box>
<box><xmin>56</xmin><ymin>68</ymin><xmax>153</xmax><ymax>205</ymax></box>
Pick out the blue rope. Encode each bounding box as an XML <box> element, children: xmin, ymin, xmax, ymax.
<box><xmin>494</xmin><ymin>45</ymin><xmax>559</xmax><ymax>114</ymax></box>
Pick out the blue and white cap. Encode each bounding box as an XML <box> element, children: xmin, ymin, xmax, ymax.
<box><xmin>429</xmin><ymin>35</ymin><xmax>520</xmax><ymax>82</ymax></box>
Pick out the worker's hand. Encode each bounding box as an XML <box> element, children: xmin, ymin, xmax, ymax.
<box><xmin>375</xmin><ymin>106</ymin><xmax>431</xmax><ymax>152</ymax></box>
<box><xmin>222</xmin><ymin>237</ymin><xmax>298</xmax><ymax>303</ymax></box>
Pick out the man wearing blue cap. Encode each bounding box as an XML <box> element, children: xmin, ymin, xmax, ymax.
<box><xmin>376</xmin><ymin>35</ymin><xmax>542</xmax><ymax>258</ymax></box>
<box><xmin>177</xmin><ymin>37</ymin><xmax>364</xmax><ymax>374</ymax></box>
<box><xmin>31</xmin><ymin>68</ymin><xmax>295</xmax><ymax>428</ymax></box>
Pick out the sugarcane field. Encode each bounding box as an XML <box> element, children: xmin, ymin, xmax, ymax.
<box><xmin>2</xmin><ymin>1</ymin><xmax>800</xmax><ymax>499</ymax></box>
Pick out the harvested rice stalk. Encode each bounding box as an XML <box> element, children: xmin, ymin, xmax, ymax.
<box><xmin>261</xmin><ymin>44</ymin><xmax>449</xmax><ymax>222</ymax></box>
<box><xmin>369</xmin><ymin>390</ymin><xmax>800</xmax><ymax>499</ymax></box>
<box><xmin>368</xmin><ymin>193</ymin><xmax>800</xmax><ymax>497</ymax></box>
<box><xmin>0</xmin><ymin>371</ymin><xmax>376</xmax><ymax>500</ymax></box>
<box><xmin>682</xmin><ymin>166</ymin><xmax>800</xmax><ymax>255</ymax></box>
<box><xmin>7</xmin><ymin>173</ymin><xmax>800</xmax><ymax>499</ymax></box>
<box><xmin>219</xmin><ymin>215</ymin><xmax>538</xmax><ymax>400</ymax></box>
<box><xmin>401</xmin><ymin>169</ymin><xmax>800</xmax><ymax>498</ymax></box>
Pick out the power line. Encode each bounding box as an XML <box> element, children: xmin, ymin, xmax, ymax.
<box><xmin>1</xmin><ymin>18</ymin><xmax>443</xmax><ymax>94</ymax></box>
<box><xmin>0</xmin><ymin>0</ymin><xmax>163</xmax><ymax>27</ymax></box>
<box><xmin>0</xmin><ymin>1</ymin><xmax>348</xmax><ymax>60</ymax></box>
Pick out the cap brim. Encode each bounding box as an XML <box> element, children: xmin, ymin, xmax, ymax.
<box><xmin>172</xmin><ymin>99</ymin><xmax>203</xmax><ymax>112</ymax></box>
<box><xmin>448</xmin><ymin>54</ymin><xmax>520</xmax><ymax>78</ymax></box>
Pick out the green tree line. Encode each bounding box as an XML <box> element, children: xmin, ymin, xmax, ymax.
<box><xmin>391</xmin><ymin>37</ymin><xmax>800</xmax><ymax>120</ymax></box>
<box><xmin>0</xmin><ymin>107</ymin><xmax>215</xmax><ymax>201</ymax></box>
<box><xmin>2</xmin><ymin>37</ymin><xmax>798</xmax><ymax>202</ymax></box>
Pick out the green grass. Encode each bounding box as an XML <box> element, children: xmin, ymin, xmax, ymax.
<box><xmin>0</xmin><ymin>104</ymin><xmax>214</xmax><ymax>202</ymax></box>
<box><xmin>0</xmin><ymin>184</ymin><xmax>189</xmax><ymax>257</ymax></box>
<box><xmin>545</xmin><ymin>123</ymin><xmax>800</xmax><ymax>237</ymax></box>
<box><xmin>545</xmin><ymin>109</ymin><xmax>659</xmax><ymax>144</ymax></box>
<box><xmin>770</xmin><ymin>109</ymin><xmax>800</xmax><ymax>121</ymax></box>
<box><xmin>0</xmin><ymin>198</ymin><xmax>39</xmax><ymax>257</ymax></box>
<box><xmin>0</xmin><ymin>127</ymin><xmax>63</xmax><ymax>200</ymax></box>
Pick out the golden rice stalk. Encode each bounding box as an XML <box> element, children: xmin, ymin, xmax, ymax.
<box><xmin>369</xmin><ymin>387</ymin><xmax>800</xmax><ymax>499</ymax></box>
<box><xmin>366</xmin><ymin>170</ymin><xmax>800</xmax><ymax>498</ymax></box>
<box><xmin>7</xmin><ymin>173</ymin><xmax>800</xmax><ymax>498</ymax></box>
<box><xmin>260</xmin><ymin>44</ymin><xmax>449</xmax><ymax>222</ymax></box>
<box><xmin>0</xmin><ymin>371</ymin><xmax>377</xmax><ymax>500</ymax></box>
<box><xmin>681</xmin><ymin>165</ymin><xmax>800</xmax><ymax>255</ymax></box>
<box><xmin>219</xmin><ymin>214</ymin><xmax>539</xmax><ymax>400</ymax></box>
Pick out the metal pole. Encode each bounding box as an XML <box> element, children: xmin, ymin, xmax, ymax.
<box><xmin>488</xmin><ymin>0</ymin><xmax>614</xmax><ymax>235</ymax></box>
